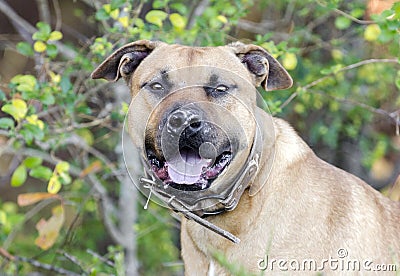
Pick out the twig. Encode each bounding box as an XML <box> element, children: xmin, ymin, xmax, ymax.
<box><xmin>36</xmin><ymin>0</ymin><xmax>51</xmax><ymax>24</ymax></box>
<box><xmin>59</xmin><ymin>251</ymin><xmax>89</xmax><ymax>275</ymax></box>
<box><xmin>316</xmin><ymin>0</ymin><xmax>374</xmax><ymax>25</ymax></box>
<box><xmin>0</xmin><ymin>0</ymin><xmax>76</xmax><ymax>60</ymax></box>
<box><xmin>332</xmin><ymin>8</ymin><xmax>374</xmax><ymax>25</ymax></box>
<box><xmin>86</xmin><ymin>249</ymin><xmax>115</xmax><ymax>267</ymax></box>
<box><xmin>80</xmin><ymin>151</ymin><xmax>126</xmax><ymax>246</ymax></box>
<box><xmin>0</xmin><ymin>146</ymin><xmax>81</xmax><ymax>177</ymax></box>
<box><xmin>0</xmin><ymin>0</ymin><xmax>36</xmax><ymax>42</ymax></box>
<box><xmin>52</xmin><ymin>0</ymin><xmax>62</xmax><ymax>31</ymax></box>
<box><xmin>53</xmin><ymin>115</ymin><xmax>111</xmax><ymax>133</ymax></box>
<box><xmin>0</xmin><ymin>248</ymin><xmax>80</xmax><ymax>276</ymax></box>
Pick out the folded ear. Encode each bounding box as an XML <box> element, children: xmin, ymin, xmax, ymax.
<box><xmin>91</xmin><ymin>40</ymin><xmax>162</xmax><ymax>82</ymax></box>
<box><xmin>229</xmin><ymin>42</ymin><xmax>293</xmax><ymax>91</ymax></box>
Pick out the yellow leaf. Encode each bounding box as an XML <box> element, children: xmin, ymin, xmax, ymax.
<box><xmin>55</xmin><ymin>161</ymin><xmax>70</xmax><ymax>173</ymax></box>
<box><xmin>47</xmin><ymin>176</ymin><xmax>62</xmax><ymax>194</ymax></box>
<box><xmin>364</xmin><ymin>24</ymin><xmax>381</xmax><ymax>42</ymax></box>
<box><xmin>35</xmin><ymin>205</ymin><xmax>64</xmax><ymax>250</ymax></box>
<box><xmin>12</xmin><ymin>99</ymin><xmax>28</xmax><ymax>120</ymax></box>
<box><xmin>49</xmin><ymin>71</ymin><xmax>61</xmax><ymax>83</ymax></box>
<box><xmin>17</xmin><ymin>193</ymin><xmax>57</xmax><ymax>206</ymax></box>
<box><xmin>48</xmin><ymin>31</ymin><xmax>63</xmax><ymax>41</ymax></box>
<box><xmin>169</xmin><ymin>13</ymin><xmax>186</xmax><ymax>29</ymax></box>
<box><xmin>217</xmin><ymin>15</ymin><xmax>228</xmax><ymax>24</ymax></box>
<box><xmin>110</xmin><ymin>9</ymin><xmax>120</xmax><ymax>20</ymax></box>
<box><xmin>331</xmin><ymin>49</ymin><xmax>343</xmax><ymax>61</ymax></box>
<box><xmin>26</xmin><ymin>114</ymin><xmax>45</xmax><ymax>130</ymax></box>
<box><xmin>33</xmin><ymin>41</ymin><xmax>47</xmax><ymax>53</ymax></box>
<box><xmin>0</xmin><ymin>210</ymin><xmax>7</xmax><ymax>225</ymax></box>
<box><xmin>103</xmin><ymin>4</ymin><xmax>112</xmax><ymax>13</ymax></box>
<box><xmin>118</xmin><ymin>16</ymin><xmax>129</xmax><ymax>28</ymax></box>
<box><xmin>282</xmin><ymin>53</ymin><xmax>298</xmax><ymax>70</ymax></box>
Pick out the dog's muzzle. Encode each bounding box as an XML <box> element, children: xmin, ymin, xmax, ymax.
<box><xmin>137</xmin><ymin>124</ymin><xmax>262</xmax><ymax>243</ymax></box>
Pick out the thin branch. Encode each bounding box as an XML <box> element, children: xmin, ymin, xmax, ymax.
<box><xmin>0</xmin><ymin>0</ymin><xmax>76</xmax><ymax>59</ymax></box>
<box><xmin>332</xmin><ymin>8</ymin><xmax>375</xmax><ymax>25</ymax></box>
<box><xmin>36</xmin><ymin>0</ymin><xmax>51</xmax><ymax>24</ymax></box>
<box><xmin>59</xmin><ymin>251</ymin><xmax>89</xmax><ymax>275</ymax></box>
<box><xmin>0</xmin><ymin>146</ymin><xmax>81</xmax><ymax>176</ymax></box>
<box><xmin>86</xmin><ymin>163</ymin><xmax>126</xmax><ymax>246</ymax></box>
<box><xmin>52</xmin><ymin>0</ymin><xmax>62</xmax><ymax>31</ymax></box>
<box><xmin>53</xmin><ymin>115</ymin><xmax>111</xmax><ymax>134</ymax></box>
<box><xmin>316</xmin><ymin>0</ymin><xmax>375</xmax><ymax>25</ymax></box>
<box><xmin>0</xmin><ymin>0</ymin><xmax>36</xmax><ymax>42</ymax></box>
<box><xmin>0</xmin><ymin>248</ymin><xmax>80</xmax><ymax>276</ymax></box>
<box><xmin>86</xmin><ymin>249</ymin><xmax>115</xmax><ymax>267</ymax></box>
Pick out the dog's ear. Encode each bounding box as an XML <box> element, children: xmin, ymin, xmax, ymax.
<box><xmin>229</xmin><ymin>42</ymin><xmax>293</xmax><ymax>91</ymax></box>
<box><xmin>91</xmin><ymin>40</ymin><xmax>162</xmax><ymax>82</ymax></box>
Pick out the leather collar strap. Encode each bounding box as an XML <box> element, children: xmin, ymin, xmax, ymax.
<box><xmin>138</xmin><ymin>127</ymin><xmax>262</xmax><ymax>243</ymax></box>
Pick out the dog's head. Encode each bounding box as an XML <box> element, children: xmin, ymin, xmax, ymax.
<box><xmin>92</xmin><ymin>40</ymin><xmax>292</xmax><ymax>194</ymax></box>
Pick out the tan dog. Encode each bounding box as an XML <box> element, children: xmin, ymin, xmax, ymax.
<box><xmin>92</xmin><ymin>40</ymin><xmax>400</xmax><ymax>275</ymax></box>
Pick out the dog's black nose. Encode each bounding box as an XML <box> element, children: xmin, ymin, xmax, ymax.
<box><xmin>167</xmin><ymin>109</ymin><xmax>203</xmax><ymax>136</ymax></box>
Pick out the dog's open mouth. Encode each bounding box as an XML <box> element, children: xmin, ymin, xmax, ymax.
<box><xmin>147</xmin><ymin>148</ymin><xmax>232</xmax><ymax>191</ymax></box>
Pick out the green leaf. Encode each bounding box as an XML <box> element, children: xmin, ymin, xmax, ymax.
<box><xmin>20</xmin><ymin>128</ymin><xmax>34</xmax><ymax>145</ymax></box>
<box><xmin>133</xmin><ymin>18</ymin><xmax>145</xmax><ymax>28</ymax></box>
<box><xmin>23</xmin><ymin>156</ymin><xmax>43</xmax><ymax>169</ymax></box>
<box><xmin>59</xmin><ymin>172</ymin><xmax>72</xmax><ymax>185</ymax></box>
<box><xmin>37</xmin><ymin>22</ymin><xmax>51</xmax><ymax>34</ymax></box>
<box><xmin>32</xmin><ymin>22</ymin><xmax>52</xmax><ymax>41</ymax></box>
<box><xmin>170</xmin><ymin>3</ymin><xmax>187</xmax><ymax>14</ymax></box>
<box><xmin>111</xmin><ymin>0</ymin><xmax>125</xmax><ymax>9</ymax></box>
<box><xmin>40</xmin><ymin>90</ymin><xmax>55</xmax><ymax>105</ymax></box>
<box><xmin>320</xmin><ymin>64</ymin><xmax>343</xmax><ymax>75</ymax></box>
<box><xmin>11</xmin><ymin>165</ymin><xmax>27</xmax><ymax>187</ymax></box>
<box><xmin>16</xmin><ymin>42</ymin><xmax>34</xmax><ymax>57</ymax></box>
<box><xmin>32</xmin><ymin>32</ymin><xmax>49</xmax><ymax>41</ymax></box>
<box><xmin>23</xmin><ymin>123</ymin><xmax>45</xmax><ymax>141</ymax></box>
<box><xmin>95</xmin><ymin>8</ymin><xmax>110</xmax><ymax>21</ymax></box>
<box><xmin>46</xmin><ymin>44</ymin><xmax>58</xmax><ymax>58</ymax></box>
<box><xmin>60</xmin><ymin>76</ymin><xmax>73</xmax><ymax>94</ymax></box>
<box><xmin>30</xmin><ymin>166</ymin><xmax>53</xmax><ymax>180</ymax></box>
<box><xmin>0</xmin><ymin>89</ymin><xmax>5</xmax><ymax>101</ymax></box>
<box><xmin>335</xmin><ymin>16</ymin><xmax>351</xmax><ymax>30</ymax></box>
<box><xmin>145</xmin><ymin>10</ymin><xmax>168</xmax><ymax>28</ymax></box>
<box><xmin>0</xmin><ymin>118</ymin><xmax>14</xmax><ymax>129</ymax></box>
<box><xmin>153</xmin><ymin>0</ymin><xmax>167</xmax><ymax>9</ymax></box>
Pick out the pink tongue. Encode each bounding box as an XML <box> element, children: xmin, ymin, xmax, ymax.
<box><xmin>167</xmin><ymin>149</ymin><xmax>209</xmax><ymax>184</ymax></box>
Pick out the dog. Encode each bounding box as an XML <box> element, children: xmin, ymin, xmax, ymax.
<box><xmin>92</xmin><ymin>40</ymin><xmax>400</xmax><ymax>275</ymax></box>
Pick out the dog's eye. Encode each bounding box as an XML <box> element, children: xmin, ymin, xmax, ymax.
<box><xmin>215</xmin><ymin>85</ymin><xmax>229</xmax><ymax>93</ymax></box>
<box><xmin>149</xmin><ymin>82</ymin><xmax>164</xmax><ymax>91</ymax></box>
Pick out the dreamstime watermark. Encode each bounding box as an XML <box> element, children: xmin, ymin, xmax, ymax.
<box><xmin>257</xmin><ymin>249</ymin><xmax>398</xmax><ymax>272</ymax></box>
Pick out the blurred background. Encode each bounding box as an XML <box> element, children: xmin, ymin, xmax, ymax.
<box><xmin>0</xmin><ymin>0</ymin><xmax>399</xmax><ymax>275</ymax></box>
